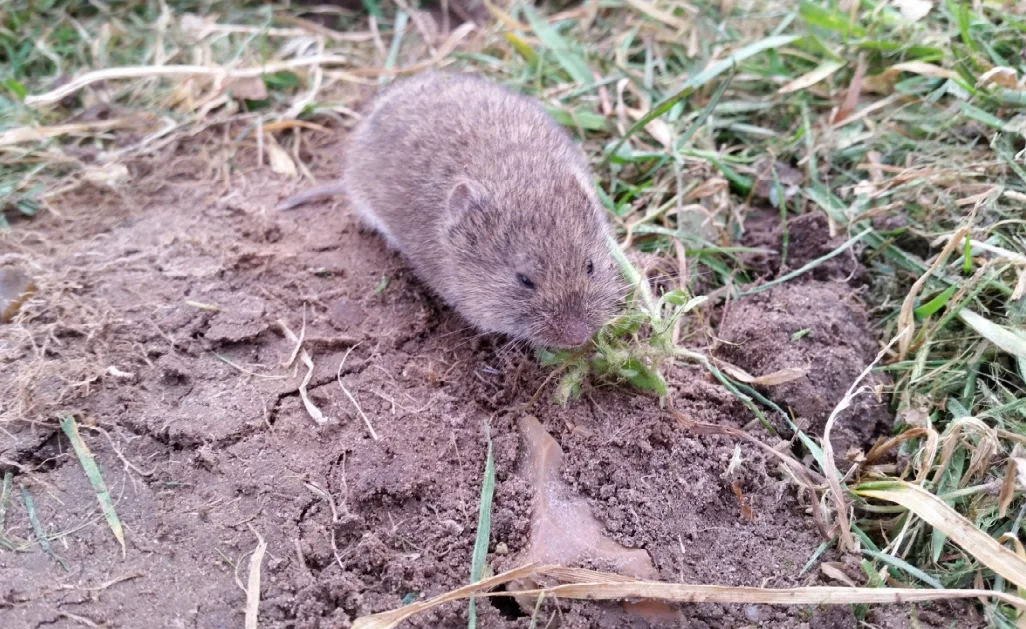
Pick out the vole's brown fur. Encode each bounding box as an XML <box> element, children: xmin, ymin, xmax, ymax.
<box><xmin>277</xmin><ymin>71</ymin><xmax>623</xmax><ymax>348</ymax></box>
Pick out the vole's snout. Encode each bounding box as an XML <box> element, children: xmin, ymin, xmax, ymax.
<box><xmin>548</xmin><ymin>318</ymin><xmax>595</xmax><ymax>348</ymax></box>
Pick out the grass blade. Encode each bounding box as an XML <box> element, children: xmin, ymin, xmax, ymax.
<box><xmin>737</xmin><ymin>228</ymin><xmax>871</xmax><ymax>297</ymax></box>
<box><xmin>20</xmin><ymin>483</ymin><xmax>69</xmax><ymax>570</ymax></box>
<box><xmin>860</xmin><ymin>548</ymin><xmax>946</xmax><ymax>589</ymax></box>
<box><xmin>606</xmin><ymin>35</ymin><xmax>798</xmax><ymax>161</ymax></box>
<box><xmin>521</xmin><ymin>6</ymin><xmax>593</xmax><ymax>86</ymax></box>
<box><xmin>468</xmin><ymin>418</ymin><xmax>496</xmax><ymax>628</ymax></box>
<box><xmin>958</xmin><ymin>309</ymin><xmax>1026</xmax><ymax>359</ymax></box>
<box><xmin>59</xmin><ymin>414</ymin><xmax>126</xmax><ymax>557</ymax></box>
<box><xmin>914</xmin><ymin>286</ymin><xmax>957</xmax><ymax>319</ymax></box>
<box><xmin>0</xmin><ymin>471</ymin><xmax>11</xmax><ymax>533</ymax></box>
<box><xmin>856</xmin><ymin>480</ymin><xmax>1026</xmax><ymax>590</ymax></box>
<box><xmin>674</xmin><ymin>65</ymin><xmax>736</xmax><ymax>150</ymax></box>
<box><xmin>0</xmin><ymin>471</ymin><xmax>13</xmax><ymax>549</ymax></box>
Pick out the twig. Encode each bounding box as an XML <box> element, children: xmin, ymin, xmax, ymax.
<box><xmin>26</xmin><ymin>56</ymin><xmax>350</xmax><ymax>107</ymax></box>
<box><xmin>278</xmin><ymin>319</ymin><xmax>329</xmax><ymax>425</ymax></box>
<box><xmin>337</xmin><ymin>343</ymin><xmax>380</xmax><ymax>441</ymax></box>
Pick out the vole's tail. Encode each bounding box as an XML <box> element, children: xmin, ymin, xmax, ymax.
<box><xmin>274</xmin><ymin>181</ymin><xmax>348</xmax><ymax>211</ymax></box>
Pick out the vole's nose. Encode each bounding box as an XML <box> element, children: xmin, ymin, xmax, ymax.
<box><xmin>558</xmin><ymin>320</ymin><xmax>593</xmax><ymax>347</ymax></box>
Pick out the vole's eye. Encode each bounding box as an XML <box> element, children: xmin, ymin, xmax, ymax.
<box><xmin>586</xmin><ymin>260</ymin><xmax>594</xmax><ymax>275</ymax></box>
<box><xmin>517</xmin><ymin>274</ymin><xmax>536</xmax><ymax>289</ymax></box>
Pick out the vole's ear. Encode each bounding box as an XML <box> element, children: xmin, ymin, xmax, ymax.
<box><xmin>445</xmin><ymin>179</ymin><xmax>490</xmax><ymax>219</ymax></box>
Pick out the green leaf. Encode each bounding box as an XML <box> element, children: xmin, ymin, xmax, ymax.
<box><xmin>60</xmin><ymin>415</ymin><xmax>126</xmax><ymax>557</ymax></box>
<box><xmin>544</xmin><ymin>107</ymin><xmax>608</xmax><ymax>131</ymax></box>
<box><xmin>621</xmin><ymin>358</ymin><xmax>667</xmax><ymax>395</ymax></box>
<box><xmin>361</xmin><ymin>0</ymin><xmax>382</xmax><ymax>19</ymax></box>
<box><xmin>505</xmin><ymin>33</ymin><xmax>538</xmax><ymax>65</ymax></box>
<box><xmin>3</xmin><ymin>78</ymin><xmax>27</xmax><ymax>100</ymax></box>
<box><xmin>607</xmin><ymin>35</ymin><xmax>798</xmax><ymax>162</ymax></box>
<box><xmin>799</xmin><ymin>1</ymin><xmax>866</xmax><ymax>37</ymax></box>
<box><xmin>262</xmin><ymin>71</ymin><xmax>302</xmax><ymax>91</ymax></box>
<box><xmin>914</xmin><ymin>286</ymin><xmax>957</xmax><ymax>320</ymax></box>
<box><xmin>661</xmin><ymin>289</ymin><xmax>688</xmax><ymax>306</ymax></box>
<box><xmin>555</xmin><ymin>362</ymin><xmax>588</xmax><ymax>405</ymax></box>
<box><xmin>467</xmin><ymin>418</ymin><xmax>495</xmax><ymax>628</ymax></box>
<box><xmin>20</xmin><ymin>484</ymin><xmax>69</xmax><ymax>570</ymax></box>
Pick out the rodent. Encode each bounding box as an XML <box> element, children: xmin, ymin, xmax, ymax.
<box><xmin>276</xmin><ymin>71</ymin><xmax>623</xmax><ymax>348</ymax></box>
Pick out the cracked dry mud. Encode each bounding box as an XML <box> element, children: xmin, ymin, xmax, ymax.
<box><xmin>0</xmin><ymin>135</ymin><xmax>979</xmax><ymax>628</ymax></box>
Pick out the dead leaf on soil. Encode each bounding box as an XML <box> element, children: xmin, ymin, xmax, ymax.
<box><xmin>730</xmin><ymin>481</ymin><xmax>754</xmax><ymax>520</ymax></box>
<box><xmin>863</xmin><ymin>61</ymin><xmax>960</xmax><ymax>94</ymax></box>
<box><xmin>714</xmin><ymin>359</ymin><xmax>808</xmax><ymax>387</ymax></box>
<box><xmin>820</xmin><ymin>562</ymin><xmax>858</xmax><ymax>587</ymax></box>
<box><xmin>263</xmin><ymin>133</ymin><xmax>297</xmax><ymax>177</ymax></box>
<box><xmin>230</xmin><ymin>76</ymin><xmax>268</xmax><ymax>101</ymax></box>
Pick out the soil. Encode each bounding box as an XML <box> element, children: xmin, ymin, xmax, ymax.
<box><xmin>0</xmin><ymin>130</ymin><xmax>980</xmax><ymax>629</ymax></box>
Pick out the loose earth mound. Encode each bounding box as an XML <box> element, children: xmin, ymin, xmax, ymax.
<box><xmin>0</xmin><ymin>135</ymin><xmax>976</xmax><ymax>627</ymax></box>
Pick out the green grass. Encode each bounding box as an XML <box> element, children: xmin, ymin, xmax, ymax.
<box><xmin>2</xmin><ymin>0</ymin><xmax>1026</xmax><ymax>624</ymax></box>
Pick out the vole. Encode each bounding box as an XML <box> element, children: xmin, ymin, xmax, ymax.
<box><xmin>276</xmin><ymin>71</ymin><xmax>623</xmax><ymax>348</ymax></box>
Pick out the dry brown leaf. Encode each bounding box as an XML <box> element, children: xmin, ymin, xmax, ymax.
<box><xmin>863</xmin><ymin>61</ymin><xmax>960</xmax><ymax>94</ymax></box>
<box><xmin>264</xmin><ymin>133</ymin><xmax>297</xmax><ymax>177</ymax></box>
<box><xmin>81</xmin><ymin>163</ymin><xmax>131</xmax><ymax>188</ymax></box>
<box><xmin>886</xmin><ymin>61</ymin><xmax>959</xmax><ymax>81</ymax></box>
<box><xmin>750</xmin><ymin>367</ymin><xmax>809</xmax><ymax>387</ymax></box>
<box><xmin>715</xmin><ymin>360</ymin><xmax>807</xmax><ymax>387</ymax></box>
<box><xmin>778</xmin><ymin>60</ymin><xmax>845</xmax><ymax>95</ymax></box>
<box><xmin>230</xmin><ymin>76</ymin><xmax>269</xmax><ymax>101</ymax></box>
<box><xmin>999</xmin><ymin>453</ymin><xmax>1020</xmax><ymax>518</ymax></box>
<box><xmin>730</xmin><ymin>481</ymin><xmax>754</xmax><ymax>520</ymax></box>
<box><xmin>260</xmin><ymin>120</ymin><xmax>330</xmax><ymax>133</ymax></box>
<box><xmin>645</xmin><ymin>118</ymin><xmax>673</xmax><ymax>150</ymax></box>
<box><xmin>833</xmin><ymin>54</ymin><xmax>866</xmax><ymax>124</ymax></box>
<box><xmin>0</xmin><ymin>117</ymin><xmax>153</xmax><ymax>146</ymax></box>
<box><xmin>683</xmin><ymin>178</ymin><xmax>729</xmax><ymax>201</ymax></box>
<box><xmin>821</xmin><ymin>562</ymin><xmax>858</xmax><ymax>587</ymax></box>
<box><xmin>977</xmin><ymin>67</ymin><xmax>1019</xmax><ymax>89</ymax></box>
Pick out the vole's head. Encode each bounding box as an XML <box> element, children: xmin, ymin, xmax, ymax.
<box><xmin>443</xmin><ymin>174</ymin><xmax>624</xmax><ymax>348</ymax></box>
